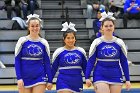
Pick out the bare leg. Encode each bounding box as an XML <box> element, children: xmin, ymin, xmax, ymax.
<box><xmin>18</xmin><ymin>86</ymin><xmax>24</xmax><ymax>93</ymax></box>
<box><xmin>23</xmin><ymin>87</ymin><xmax>32</xmax><ymax>93</ymax></box>
<box><xmin>110</xmin><ymin>84</ymin><xmax>122</xmax><ymax>93</ymax></box>
<box><xmin>94</xmin><ymin>83</ymin><xmax>110</xmax><ymax>93</ymax></box>
<box><xmin>32</xmin><ymin>84</ymin><xmax>46</xmax><ymax>93</ymax></box>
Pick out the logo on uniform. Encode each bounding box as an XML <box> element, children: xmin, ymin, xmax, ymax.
<box><xmin>101</xmin><ymin>45</ymin><xmax>117</xmax><ymax>57</ymax></box>
<box><xmin>27</xmin><ymin>44</ymin><xmax>43</xmax><ymax>57</ymax></box>
<box><xmin>64</xmin><ymin>52</ymin><xmax>80</xmax><ymax>64</ymax></box>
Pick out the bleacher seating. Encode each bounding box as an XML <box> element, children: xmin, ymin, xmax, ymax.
<box><xmin>0</xmin><ymin>11</ymin><xmax>7</xmax><ymax>19</ymax></box>
<box><xmin>0</xmin><ymin>0</ymin><xmax>140</xmax><ymax>85</ymax></box>
<box><xmin>0</xmin><ymin>20</ymin><xmax>14</xmax><ymax>29</ymax></box>
<box><xmin>0</xmin><ymin>10</ymin><xmax>42</xmax><ymax>29</ymax></box>
<box><xmin>0</xmin><ymin>12</ymin><xmax>44</xmax><ymax>30</ymax></box>
<box><xmin>0</xmin><ymin>10</ymin><xmax>42</xmax><ymax>19</ymax></box>
<box><xmin>0</xmin><ymin>67</ymin><xmax>16</xmax><ymax>84</ymax></box>
<box><xmin>0</xmin><ymin>54</ymin><xmax>14</xmax><ymax>65</ymax></box>
<box><xmin>0</xmin><ymin>30</ymin><xmax>30</xmax><ymax>40</ymax></box>
<box><xmin>128</xmin><ymin>52</ymin><xmax>140</xmax><ymax>64</ymax></box>
<box><xmin>115</xmin><ymin>29</ymin><xmax>140</xmax><ymax>39</ymax></box>
<box><xmin>0</xmin><ymin>0</ymin><xmax>42</xmax><ymax>19</ymax></box>
<box><xmin>124</xmin><ymin>40</ymin><xmax>140</xmax><ymax>51</ymax></box>
<box><xmin>86</xmin><ymin>19</ymin><xmax>140</xmax><ymax>29</ymax></box>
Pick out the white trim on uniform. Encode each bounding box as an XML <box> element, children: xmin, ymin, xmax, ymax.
<box><xmin>59</xmin><ymin>66</ymin><xmax>82</xmax><ymax>70</ymax></box>
<box><xmin>97</xmin><ymin>59</ymin><xmax>120</xmax><ymax>61</ymax></box>
<box><xmin>21</xmin><ymin>57</ymin><xmax>43</xmax><ymax>60</ymax></box>
<box><xmin>24</xmin><ymin>82</ymin><xmax>46</xmax><ymax>88</ymax></box>
<box><xmin>94</xmin><ymin>81</ymin><xmax>123</xmax><ymax>85</ymax></box>
<box><xmin>57</xmin><ymin>88</ymin><xmax>81</xmax><ymax>93</ymax></box>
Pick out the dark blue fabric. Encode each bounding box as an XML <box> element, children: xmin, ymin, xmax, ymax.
<box><xmin>30</xmin><ymin>0</ymin><xmax>35</xmax><ymax>14</ymax></box>
<box><xmin>22</xmin><ymin>4</ymin><xmax>28</xmax><ymax>19</ymax></box>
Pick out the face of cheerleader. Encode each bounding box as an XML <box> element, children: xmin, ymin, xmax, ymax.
<box><xmin>101</xmin><ymin>20</ymin><xmax>115</xmax><ymax>36</ymax></box>
<box><xmin>28</xmin><ymin>19</ymin><xmax>41</xmax><ymax>37</ymax></box>
<box><xmin>64</xmin><ymin>33</ymin><xmax>76</xmax><ymax>49</ymax></box>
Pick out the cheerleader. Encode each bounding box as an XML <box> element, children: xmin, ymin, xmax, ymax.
<box><xmin>85</xmin><ymin>12</ymin><xmax>131</xmax><ymax>93</ymax></box>
<box><xmin>51</xmin><ymin>22</ymin><xmax>87</xmax><ymax>93</ymax></box>
<box><xmin>15</xmin><ymin>14</ymin><xmax>52</xmax><ymax>93</ymax></box>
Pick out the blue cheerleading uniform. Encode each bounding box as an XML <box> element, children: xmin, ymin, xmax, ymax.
<box><xmin>51</xmin><ymin>47</ymin><xmax>87</xmax><ymax>93</ymax></box>
<box><xmin>15</xmin><ymin>36</ymin><xmax>52</xmax><ymax>88</ymax></box>
<box><xmin>86</xmin><ymin>36</ymin><xmax>130</xmax><ymax>85</ymax></box>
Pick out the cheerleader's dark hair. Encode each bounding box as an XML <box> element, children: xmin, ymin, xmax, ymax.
<box><xmin>61</xmin><ymin>22</ymin><xmax>77</xmax><ymax>46</ymax></box>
